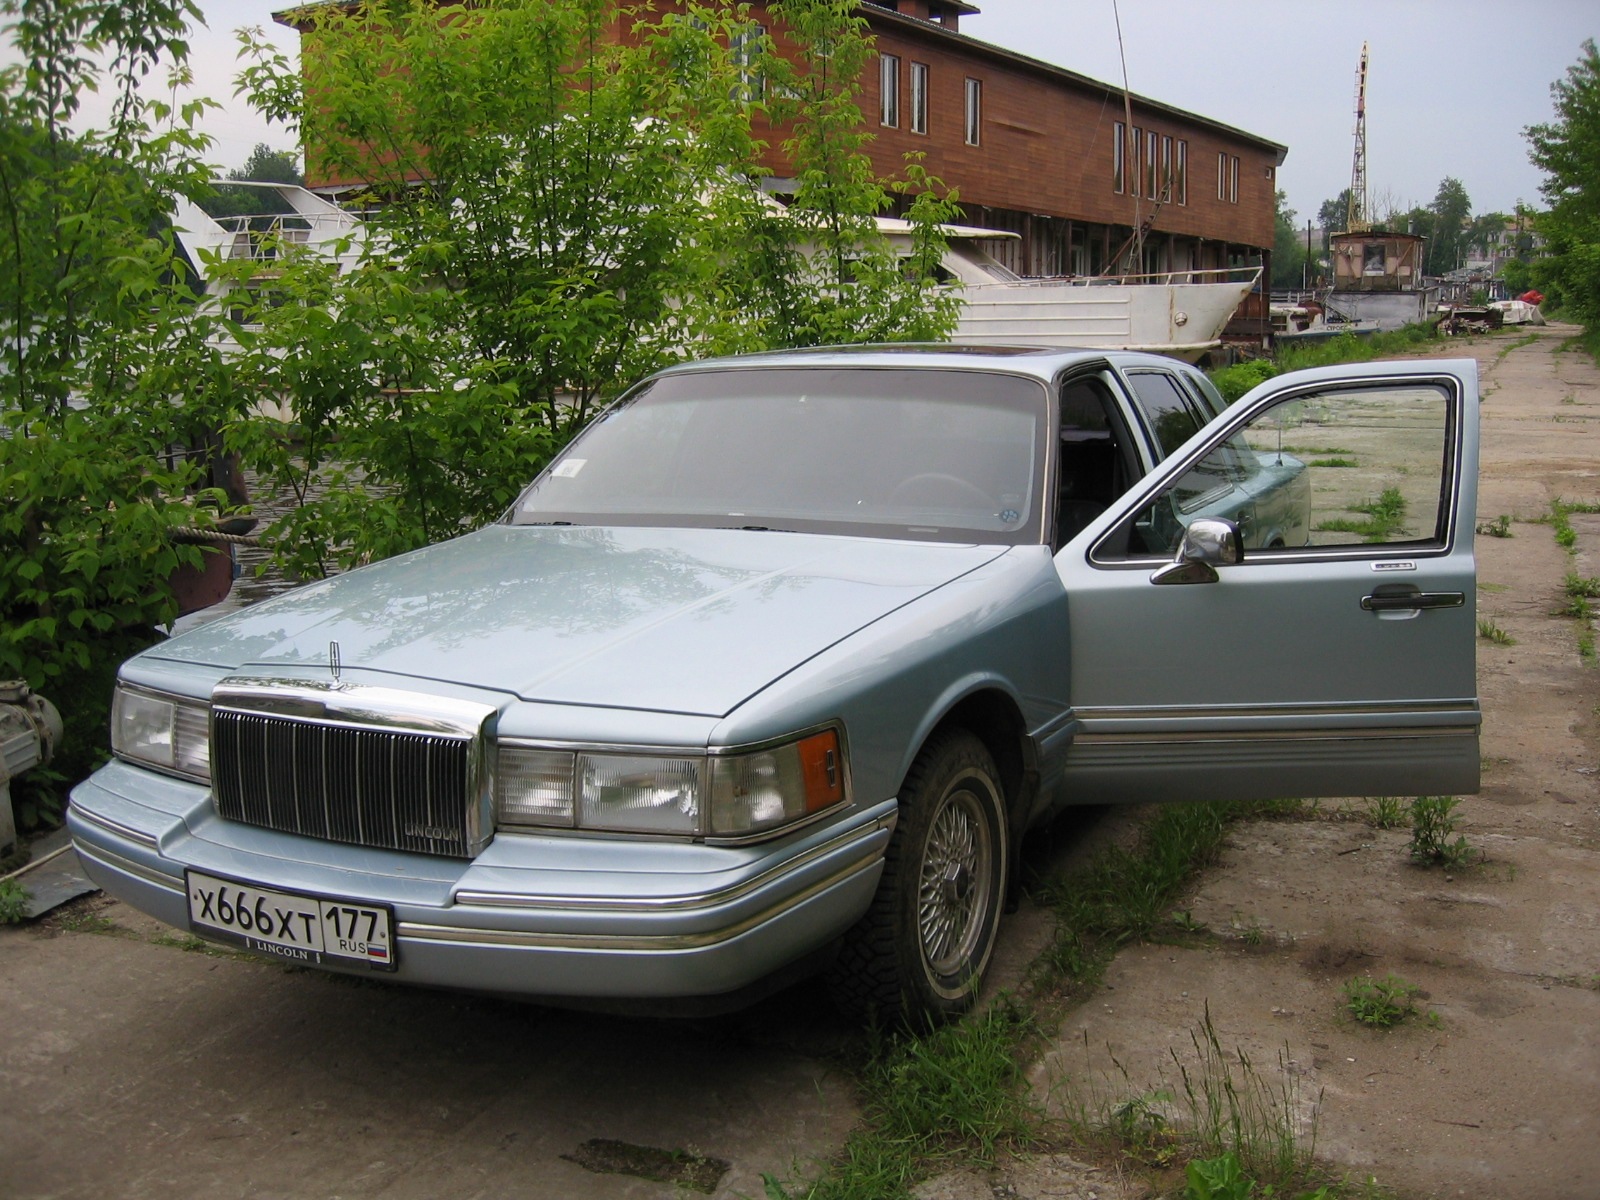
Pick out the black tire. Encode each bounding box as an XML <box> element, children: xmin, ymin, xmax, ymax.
<box><xmin>828</xmin><ymin>730</ymin><xmax>1009</xmax><ymax>1025</ymax></box>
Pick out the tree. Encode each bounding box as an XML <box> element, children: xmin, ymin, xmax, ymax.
<box><xmin>231</xmin><ymin>0</ymin><xmax>959</xmax><ymax>575</ymax></box>
<box><xmin>231</xmin><ymin>143</ymin><xmax>301</xmax><ymax>185</ymax></box>
<box><xmin>1526</xmin><ymin>39</ymin><xmax>1600</xmax><ymax>324</ymax></box>
<box><xmin>0</xmin><ymin>0</ymin><xmax>234</xmax><ymax>688</ymax></box>
<box><xmin>1425</xmin><ymin>177</ymin><xmax>1472</xmax><ymax>274</ymax></box>
<box><xmin>1318</xmin><ymin>189</ymin><xmax>1351</xmax><ymax>248</ymax></box>
<box><xmin>1271</xmin><ymin>190</ymin><xmax>1310</xmax><ymax>288</ymax></box>
<box><xmin>201</xmin><ymin>143</ymin><xmax>303</xmax><ymax>217</ymax></box>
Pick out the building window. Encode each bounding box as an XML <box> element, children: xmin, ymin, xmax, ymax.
<box><xmin>910</xmin><ymin>61</ymin><xmax>929</xmax><ymax>134</ymax></box>
<box><xmin>1176</xmin><ymin>140</ymin><xmax>1187</xmax><ymax>205</ymax></box>
<box><xmin>1113</xmin><ymin>121</ymin><xmax>1125</xmax><ymax>193</ymax></box>
<box><xmin>1131</xmin><ymin>125</ymin><xmax>1143</xmax><ymax>196</ymax></box>
<box><xmin>1160</xmin><ymin>136</ymin><xmax>1172</xmax><ymax>201</ymax></box>
<box><xmin>1215</xmin><ymin>153</ymin><xmax>1239</xmax><ymax>203</ymax></box>
<box><xmin>731</xmin><ymin>23</ymin><xmax>765</xmax><ymax>102</ymax></box>
<box><xmin>880</xmin><ymin>54</ymin><xmax>900</xmax><ymax>127</ymax></box>
<box><xmin>965</xmin><ymin>77</ymin><xmax>981</xmax><ymax>145</ymax></box>
<box><xmin>1145</xmin><ymin>131</ymin><xmax>1158</xmax><ymax>198</ymax></box>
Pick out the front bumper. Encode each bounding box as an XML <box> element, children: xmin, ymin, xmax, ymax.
<box><xmin>68</xmin><ymin>760</ymin><xmax>894</xmax><ymax>999</ymax></box>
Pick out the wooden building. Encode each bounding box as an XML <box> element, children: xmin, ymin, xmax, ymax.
<box><xmin>840</xmin><ymin>1</ymin><xmax>1285</xmax><ymax>287</ymax></box>
<box><xmin>287</xmin><ymin>1</ymin><xmax>1285</xmax><ymax>294</ymax></box>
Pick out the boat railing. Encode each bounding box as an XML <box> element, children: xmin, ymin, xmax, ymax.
<box><xmin>975</xmin><ymin>265</ymin><xmax>1262</xmax><ymax>290</ymax></box>
<box><xmin>216</xmin><ymin>214</ymin><xmax>355</xmax><ymax>263</ymax></box>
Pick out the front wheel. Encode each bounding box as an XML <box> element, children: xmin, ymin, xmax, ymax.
<box><xmin>828</xmin><ymin>730</ymin><xmax>1009</xmax><ymax>1025</ymax></box>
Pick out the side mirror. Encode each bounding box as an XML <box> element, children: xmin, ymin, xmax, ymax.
<box><xmin>1149</xmin><ymin>517</ymin><xmax>1243</xmax><ymax>585</ymax></box>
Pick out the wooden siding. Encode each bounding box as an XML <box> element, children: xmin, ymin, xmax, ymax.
<box><xmin>826</xmin><ymin>16</ymin><xmax>1279</xmax><ymax>252</ymax></box>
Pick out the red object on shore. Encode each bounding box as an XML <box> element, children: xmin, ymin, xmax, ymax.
<box><xmin>1520</xmin><ymin>290</ymin><xmax>1545</xmax><ymax>305</ymax></box>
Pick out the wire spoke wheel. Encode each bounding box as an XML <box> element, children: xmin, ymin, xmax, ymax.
<box><xmin>917</xmin><ymin>785</ymin><xmax>993</xmax><ymax>977</ymax></box>
<box><xmin>828</xmin><ymin>729</ymin><xmax>1008</xmax><ymax>1025</ymax></box>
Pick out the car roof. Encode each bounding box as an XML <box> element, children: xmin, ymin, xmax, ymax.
<box><xmin>651</xmin><ymin>344</ymin><xmax>1198</xmax><ymax>385</ymax></box>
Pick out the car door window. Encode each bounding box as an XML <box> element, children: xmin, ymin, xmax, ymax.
<box><xmin>1101</xmin><ymin>380</ymin><xmax>1456</xmax><ymax>558</ymax></box>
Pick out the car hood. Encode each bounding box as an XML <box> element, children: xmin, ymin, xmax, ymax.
<box><xmin>149</xmin><ymin>525</ymin><xmax>1009</xmax><ymax>717</ymax></box>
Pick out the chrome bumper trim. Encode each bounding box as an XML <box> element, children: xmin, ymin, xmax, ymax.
<box><xmin>72</xmin><ymin>806</ymin><xmax>161</xmax><ymax>851</ymax></box>
<box><xmin>404</xmin><ymin>852</ymin><xmax>884</xmax><ymax>952</ymax></box>
<box><xmin>456</xmin><ymin>808</ymin><xmax>896</xmax><ymax>911</ymax></box>
<box><xmin>73</xmin><ymin>838</ymin><xmax>183</xmax><ymax>894</ymax></box>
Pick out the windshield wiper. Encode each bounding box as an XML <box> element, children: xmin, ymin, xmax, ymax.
<box><xmin>719</xmin><ymin>524</ymin><xmax>792</xmax><ymax>532</ymax></box>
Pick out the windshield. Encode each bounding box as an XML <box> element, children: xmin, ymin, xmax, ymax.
<box><xmin>511</xmin><ymin>366</ymin><xmax>1048</xmax><ymax>544</ymax></box>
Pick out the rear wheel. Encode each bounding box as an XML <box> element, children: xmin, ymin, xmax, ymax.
<box><xmin>828</xmin><ymin>730</ymin><xmax>1009</xmax><ymax>1025</ymax></box>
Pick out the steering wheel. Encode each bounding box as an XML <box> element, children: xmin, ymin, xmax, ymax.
<box><xmin>888</xmin><ymin>472</ymin><xmax>997</xmax><ymax>509</ymax></box>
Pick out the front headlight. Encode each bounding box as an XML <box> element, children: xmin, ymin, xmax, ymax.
<box><xmin>496</xmin><ymin>728</ymin><xmax>847</xmax><ymax>839</ymax></box>
<box><xmin>579</xmin><ymin>753</ymin><xmax>703</xmax><ymax>834</ymax></box>
<box><xmin>110</xmin><ymin>684</ymin><xmax>211</xmax><ymax>782</ymax></box>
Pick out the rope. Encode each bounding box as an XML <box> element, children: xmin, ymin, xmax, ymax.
<box><xmin>168</xmin><ymin>527</ymin><xmax>261</xmax><ymax>547</ymax></box>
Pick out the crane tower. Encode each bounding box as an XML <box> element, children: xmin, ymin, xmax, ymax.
<box><xmin>1346</xmin><ymin>42</ymin><xmax>1370</xmax><ymax>233</ymax></box>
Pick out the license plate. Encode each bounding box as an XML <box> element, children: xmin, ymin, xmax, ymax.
<box><xmin>186</xmin><ymin>871</ymin><xmax>397</xmax><ymax>971</ymax></box>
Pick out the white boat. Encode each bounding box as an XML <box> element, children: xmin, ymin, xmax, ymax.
<box><xmin>170</xmin><ymin>182</ymin><xmax>367</xmax><ymax>281</ymax></box>
<box><xmin>880</xmin><ymin>219</ymin><xmax>1259</xmax><ymax>362</ymax></box>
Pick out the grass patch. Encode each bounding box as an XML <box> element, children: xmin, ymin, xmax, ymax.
<box><xmin>1475</xmin><ymin>514</ymin><xmax>1513</xmax><ymax>538</ymax></box>
<box><xmin>1566</xmin><ymin>572</ymin><xmax>1600</xmax><ymax>598</ymax></box>
<box><xmin>1494</xmin><ymin>332</ymin><xmax>1540</xmax><ymax>363</ymax></box>
<box><xmin>1064</xmin><ymin>1005</ymin><xmax>1324</xmax><ymax>1194</ymax></box>
<box><xmin>1559</xmin><ymin>325</ymin><xmax>1600</xmax><ymax>366</ymax></box>
<box><xmin>1034</xmin><ymin>801</ymin><xmax>1301</xmax><ymax>986</ymax></box>
<box><xmin>1477</xmin><ymin>618</ymin><xmax>1515</xmax><ymax>645</ymax></box>
<box><xmin>1316</xmin><ymin>488</ymin><xmax>1407</xmax><ymax>542</ymax></box>
<box><xmin>765</xmin><ymin>1002</ymin><xmax>1041</xmax><ymax>1199</ymax></box>
<box><xmin>1309</xmin><ymin>458</ymin><xmax>1357</xmax><ymax>469</ymax></box>
<box><xmin>1343</xmin><ymin>974</ymin><xmax>1422</xmax><ymax>1029</ymax></box>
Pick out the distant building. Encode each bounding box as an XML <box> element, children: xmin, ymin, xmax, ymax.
<box><xmin>1464</xmin><ymin>216</ymin><xmax>1545</xmax><ymax>275</ymax></box>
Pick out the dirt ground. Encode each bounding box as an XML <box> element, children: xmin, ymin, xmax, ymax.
<box><xmin>1020</xmin><ymin>325</ymin><xmax>1600</xmax><ymax>1200</ymax></box>
<box><xmin>4</xmin><ymin>326</ymin><xmax>1597</xmax><ymax>1200</ymax></box>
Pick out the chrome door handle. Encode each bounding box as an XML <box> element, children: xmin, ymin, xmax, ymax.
<box><xmin>1361</xmin><ymin>591</ymin><xmax>1465</xmax><ymax>612</ymax></box>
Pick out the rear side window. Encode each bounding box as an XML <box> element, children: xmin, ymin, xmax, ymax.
<box><xmin>1125</xmin><ymin>371</ymin><xmax>1206</xmax><ymax>459</ymax></box>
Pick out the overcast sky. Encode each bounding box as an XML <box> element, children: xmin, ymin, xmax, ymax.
<box><xmin>18</xmin><ymin>0</ymin><xmax>1596</xmax><ymax>224</ymax></box>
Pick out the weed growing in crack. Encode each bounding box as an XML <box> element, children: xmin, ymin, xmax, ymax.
<box><xmin>1183</xmin><ymin>1151</ymin><xmax>1332</xmax><ymax>1200</ymax></box>
<box><xmin>1171</xmin><ymin>909</ymin><xmax>1207</xmax><ymax>934</ymax></box>
<box><xmin>1174</xmin><ymin>1008</ymin><xmax>1321</xmax><ymax>1185</ymax></box>
<box><xmin>1363</xmin><ymin>796</ymin><xmax>1407</xmax><ymax>829</ymax></box>
<box><xmin>1409</xmin><ymin>796</ymin><xmax>1480</xmax><ymax>868</ymax></box>
<box><xmin>1343</xmin><ymin>973</ymin><xmax>1421</xmax><ymax>1028</ymax></box>
<box><xmin>1477</xmin><ymin>618</ymin><xmax>1515</xmax><ymax>645</ymax></box>
<box><xmin>1475</xmin><ymin>513</ymin><xmax>1513</xmax><ymax>537</ymax></box>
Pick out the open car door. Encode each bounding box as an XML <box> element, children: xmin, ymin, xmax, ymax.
<box><xmin>1057</xmin><ymin>358</ymin><xmax>1480</xmax><ymax>805</ymax></box>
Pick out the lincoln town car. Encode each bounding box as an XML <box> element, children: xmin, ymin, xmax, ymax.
<box><xmin>69</xmin><ymin>347</ymin><xmax>1480</xmax><ymax>1022</ymax></box>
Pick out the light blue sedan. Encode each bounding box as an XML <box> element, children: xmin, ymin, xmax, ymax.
<box><xmin>70</xmin><ymin>347</ymin><xmax>1480</xmax><ymax>1022</ymax></box>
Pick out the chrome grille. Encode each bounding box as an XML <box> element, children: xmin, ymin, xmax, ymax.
<box><xmin>208</xmin><ymin>678</ymin><xmax>496</xmax><ymax>859</ymax></box>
